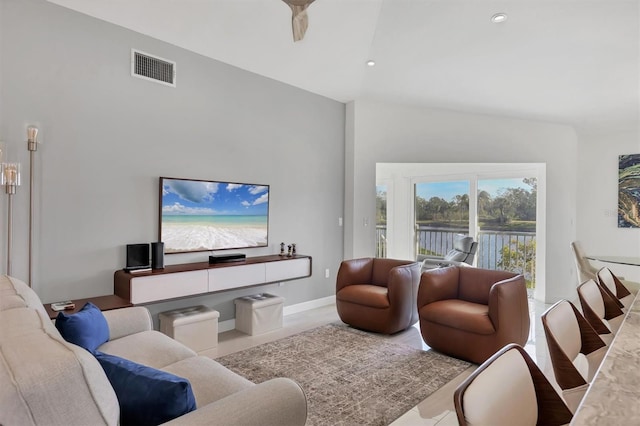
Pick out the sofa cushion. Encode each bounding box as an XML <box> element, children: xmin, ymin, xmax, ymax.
<box><xmin>55</xmin><ymin>302</ymin><xmax>109</xmax><ymax>352</ymax></box>
<box><xmin>98</xmin><ymin>330</ymin><xmax>196</xmax><ymax>369</ymax></box>
<box><xmin>95</xmin><ymin>351</ymin><xmax>196</xmax><ymax>426</ymax></box>
<box><xmin>162</xmin><ymin>356</ymin><xmax>253</xmax><ymax>406</ymax></box>
<box><xmin>1</xmin><ymin>331</ymin><xmax>120</xmax><ymax>426</ymax></box>
<box><xmin>1</xmin><ymin>275</ymin><xmax>49</xmax><ymax>318</ymax></box>
<box><xmin>419</xmin><ymin>299</ymin><xmax>495</xmax><ymax>335</ymax></box>
<box><xmin>336</xmin><ymin>284</ymin><xmax>389</xmax><ymax>308</ymax></box>
<box><xmin>0</xmin><ymin>307</ymin><xmax>46</xmax><ymax>340</ymax></box>
<box><xmin>0</xmin><ymin>294</ymin><xmax>26</xmax><ymax>310</ymax></box>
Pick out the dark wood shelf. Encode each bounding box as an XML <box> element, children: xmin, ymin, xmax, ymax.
<box><xmin>114</xmin><ymin>254</ymin><xmax>312</xmax><ymax>304</ymax></box>
<box><xmin>117</xmin><ymin>254</ymin><xmax>307</xmax><ymax>276</ymax></box>
<box><xmin>44</xmin><ymin>294</ymin><xmax>133</xmax><ymax>320</ymax></box>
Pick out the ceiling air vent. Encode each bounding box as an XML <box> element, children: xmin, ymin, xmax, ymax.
<box><xmin>131</xmin><ymin>49</ymin><xmax>176</xmax><ymax>87</ymax></box>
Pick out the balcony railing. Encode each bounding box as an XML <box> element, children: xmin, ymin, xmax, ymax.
<box><xmin>376</xmin><ymin>225</ymin><xmax>387</xmax><ymax>258</ymax></box>
<box><xmin>375</xmin><ymin>225</ymin><xmax>536</xmax><ymax>286</ymax></box>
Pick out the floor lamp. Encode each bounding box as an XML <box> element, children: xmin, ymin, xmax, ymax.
<box><xmin>27</xmin><ymin>126</ymin><xmax>39</xmax><ymax>287</ymax></box>
<box><xmin>2</xmin><ymin>162</ymin><xmax>21</xmax><ymax>276</ymax></box>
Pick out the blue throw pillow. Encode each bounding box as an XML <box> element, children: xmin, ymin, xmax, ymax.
<box><xmin>55</xmin><ymin>302</ymin><xmax>109</xmax><ymax>352</ymax></box>
<box><xmin>94</xmin><ymin>351</ymin><xmax>196</xmax><ymax>426</ymax></box>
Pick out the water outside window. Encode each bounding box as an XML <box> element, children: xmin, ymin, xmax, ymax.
<box><xmin>414</xmin><ymin>180</ymin><xmax>470</xmax><ymax>257</ymax></box>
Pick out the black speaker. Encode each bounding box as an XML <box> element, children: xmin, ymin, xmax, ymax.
<box><xmin>151</xmin><ymin>242</ymin><xmax>164</xmax><ymax>269</ymax></box>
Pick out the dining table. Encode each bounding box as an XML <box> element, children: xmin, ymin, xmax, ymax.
<box><xmin>570</xmin><ymin>289</ymin><xmax>640</xmax><ymax>424</ymax></box>
<box><xmin>585</xmin><ymin>255</ymin><xmax>640</xmax><ymax>267</ymax></box>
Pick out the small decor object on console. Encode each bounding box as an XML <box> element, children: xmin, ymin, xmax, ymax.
<box><xmin>51</xmin><ymin>300</ymin><xmax>75</xmax><ymax>311</ymax></box>
<box><xmin>287</xmin><ymin>245</ymin><xmax>293</xmax><ymax>257</ymax></box>
<box><xmin>280</xmin><ymin>242</ymin><xmax>286</xmax><ymax>256</ymax></box>
<box><xmin>292</xmin><ymin>243</ymin><xmax>297</xmax><ymax>256</ymax></box>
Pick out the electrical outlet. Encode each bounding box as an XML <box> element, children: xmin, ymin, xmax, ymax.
<box><xmin>338</xmin><ymin>217</ymin><xmax>343</xmax><ymax>226</ymax></box>
<box><xmin>325</xmin><ymin>268</ymin><xmax>330</xmax><ymax>278</ymax></box>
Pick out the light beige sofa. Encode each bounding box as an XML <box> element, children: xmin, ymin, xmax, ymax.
<box><xmin>0</xmin><ymin>275</ymin><xmax>307</xmax><ymax>426</ymax></box>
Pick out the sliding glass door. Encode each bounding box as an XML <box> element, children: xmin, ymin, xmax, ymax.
<box><xmin>477</xmin><ymin>177</ymin><xmax>537</xmax><ymax>289</ymax></box>
<box><xmin>377</xmin><ymin>162</ymin><xmax>544</xmax><ymax>299</ymax></box>
<box><xmin>412</xmin><ymin>176</ymin><xmax>537</xmax><ymax>289</ymax></box>
<box><xmin>414</xmin><ymin>180</ymin><xmax>470</xmax><ymax>257</ymax></box>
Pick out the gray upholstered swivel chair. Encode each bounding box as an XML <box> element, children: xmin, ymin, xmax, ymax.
<box><xmin>418</xmin><ymin>234</ymin><xmax>477</xmax><ymax>272</ymax></box>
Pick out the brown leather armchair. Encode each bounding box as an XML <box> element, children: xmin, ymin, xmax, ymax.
<box><xmin>336</xmin><ymin>258</ymin><xmax>421</xmax><ymax>334</ymax></box>
<box><xmin>418</xmin><ymin>266</ymin><xmax>529</xmax><ymax>364</ymax></box>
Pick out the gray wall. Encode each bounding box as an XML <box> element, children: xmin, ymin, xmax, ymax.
<box><xmin>0</xmin><ymin>0</ymin><xmax>345</xmax><ymax>321</ymax></box>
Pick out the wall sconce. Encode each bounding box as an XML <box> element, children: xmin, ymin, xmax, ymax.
<box><xmin>2</xmin><ymin>162</ymin><xmax>21</xmax><ymax>275</ymax></box>
<box><xmin>27</xmin><ymin>126</ymin><xmax>39</xmax><ymax>287</ymax></box>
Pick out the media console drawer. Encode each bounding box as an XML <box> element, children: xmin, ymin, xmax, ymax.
<box><xmin>114</xmin><ymin>254</ymin><xmax>312</xmax><ymax>304</ymax></box>
<box><xmin>266</xmin><ymin>257</ymin><xmax>311</xmax><ymax>282</ymax></box>
<box><xmin>209</xmin><ymin>263</ymin><xmax>265</xmax><ymax>291</ymax></box>
<box><xmin>130</xmin><ymin>270</ymin><xmax>208</xmax><ymax>304</ymax></box>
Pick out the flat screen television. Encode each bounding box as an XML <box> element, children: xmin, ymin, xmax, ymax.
<box><xmin>159</xmin><ymin>177</ymin><xmax>269</xmax><ymax>254</ymax></box>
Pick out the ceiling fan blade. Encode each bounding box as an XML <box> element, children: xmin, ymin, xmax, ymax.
<box><xmin>282</xmin><ymin>0</ymin><xmax>316</xmax><ymax>41</ymax></box>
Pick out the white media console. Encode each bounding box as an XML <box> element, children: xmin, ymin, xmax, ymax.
<box><xmin>114</xmin><ymin>254</ymin><xmax>312</xmax><ymax>304</ymax></box>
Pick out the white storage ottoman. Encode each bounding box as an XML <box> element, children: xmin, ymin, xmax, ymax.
<box><xmin>159</xmin><ymin>305</ymin><xmax>220</xmax><ymax>352</ymax></box>
<box><xmin>234</xmin><ymin>293</ymin><xmax>284</xmax><ymax>335</ymax></box>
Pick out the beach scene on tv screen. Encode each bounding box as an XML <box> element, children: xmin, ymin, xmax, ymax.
<box><xmin>161</xmin><ymin>178</ymin><xmax>269</xmax><ymax>253</ymax></box>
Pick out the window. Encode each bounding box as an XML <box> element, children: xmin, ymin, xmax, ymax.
<box><xmin>376</xmin><ymin>163</ymin><xmax>545</xmax><ymax>299</ymax></box>
<box><xmin>478</xmin><ymin>177</ymin><xmax>537</xmax><ymax>288</ymax></box>
<box><xmin>376</xmin><ymin>185</ymin><xmax>387</xmax><ymax>258</ymax></box>
<box><xmin>414</xmin><ymin>180</ymin><xmax>470</xmax><ymax>257</ymax></box>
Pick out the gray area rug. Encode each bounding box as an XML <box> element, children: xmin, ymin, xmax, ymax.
<box><xmin>216</xmin><ymin>323</ymin><xmax>472</xmax><ymax>426</ymax></box>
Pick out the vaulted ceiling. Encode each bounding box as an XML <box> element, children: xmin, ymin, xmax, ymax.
<box><xmin>48</xmin><ymin>0</ymin><xmax>640</xmax><ymax>133</ymax></box>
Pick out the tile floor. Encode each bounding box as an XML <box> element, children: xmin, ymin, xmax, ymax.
<box><xmin>203</xmin><ymin>297</ymin><xmax>553</xmax><ymax>426</ymax></box>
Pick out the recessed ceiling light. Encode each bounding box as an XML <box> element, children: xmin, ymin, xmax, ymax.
<box><xmin>491</xmin><ymin>13</ymin><xmax>507</xmax><ymax>23</ymax></box>
<box><xmin>366</xmin><ymin>60</ymin><xmax>376</xmax><ymax>67</ymax></box>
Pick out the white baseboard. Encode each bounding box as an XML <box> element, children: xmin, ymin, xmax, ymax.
<box><xmin>283</xmin><ymin>295</ymin><xmax>336</xmax><ymax>316</ymax></box>
<box><xmin>218</xmin><ymin>295</ymin><xmax>336</xmax><ymax>333</ymax></box>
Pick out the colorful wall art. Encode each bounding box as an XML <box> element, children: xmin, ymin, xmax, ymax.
<box><xmin>618</xmin><ymin>154</ymin><xmax>640</xmax><ymax>228</ymax></box>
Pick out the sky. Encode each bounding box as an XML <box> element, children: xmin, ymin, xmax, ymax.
<box><xmin>412</xmin><ymin>178</ymin><xmax>534</xmax><ymax>201</ymax></box>
<box><xmin>162</xmin><ymin>178</ymin><xmax>269</xmax><ymax>215</ymax></box>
